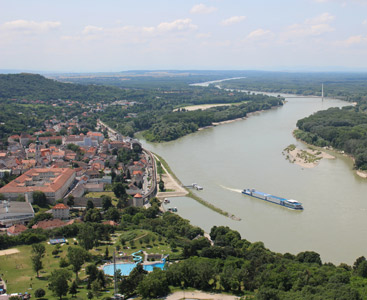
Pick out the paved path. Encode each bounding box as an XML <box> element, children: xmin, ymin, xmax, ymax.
<box><xmin>154</xmin><ymin>154</ymin><xmax>188</xmax><ymax>200</ymax></box>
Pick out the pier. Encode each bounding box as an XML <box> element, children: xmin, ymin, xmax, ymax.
<box><xmin>183</xmin><ymin>183</ymin><xmax>203</xmax><ymax>190</ymax></box>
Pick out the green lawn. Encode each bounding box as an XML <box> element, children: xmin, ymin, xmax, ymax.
<box><xmin>0</xmin><ymin>229</ymin><xmax>175</xmax><ymax>299</ymax></box>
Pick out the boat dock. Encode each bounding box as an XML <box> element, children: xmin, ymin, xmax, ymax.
<box><xmin>183</xmin><ymin>183</ymin><xmax>203</xmax><ymax>190</ymax></box>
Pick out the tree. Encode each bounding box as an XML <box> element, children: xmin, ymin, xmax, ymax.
<box><xmin>105</xmin><ymin>207</ymin><xmax>120</xmax><ymax>222</ymax></box>
<box><xmin>48</xmin><ymin>268</ymin><xmax>72</xmax><ymax>300</ymax></box>
<box><xmin>59</xmin><ymin>257</ymin><xmax>69</xmax><ymax>268</ymax></box>
<box><xmin>67</xmin><ymin>195</ymin><xmax>75</xmax><ymax>207</ymax></box>
<box><xmin>101</xmin><ymin>195</ymin><xmax>113</xmax><ymax>211</ymax></box>
<box><xmin>32</xmin><ymin>191</ymin><xmax>48</xmax><ymax>207</ymax></box>
<box><xmin>69</xmin><ymin>280</ymin><xmax>78</xmax><ymax>298</ymax></box>
<box><xmin>86</xmin><ymin>199</ymin><xmax>94</xmax><ymax>210</ymax></box>
<box><xmin>113</xmin><ymin>182</ymin><xmax>126</xmax><ymax>198</ymax></box>
<box><xmin>137</xmin><ymin>268</ymin><xmax>170</xmax><ymax>299</ymax></box>
<box><xmin>91</xmin><ymin>279</ymin><xmax>102</xmax><ymax>296</ymax></box>
<box><xmin>77</xmin><ymin>223</ymin><xmax>97</xmax><ymax>250</ymax></box>
<box><xmin>67</xmin><ymin>246</ymin><xmax>88</xmax><ymax>280</ymax></box>
<box><xmin>159</xmin><ymin>179</ymin><xmax>165</xmax><ymax>192</ymax></box>
<box><xmin>84</xmin><ymin>208</ymin><xmax>102</xmax><ymax>223</ymax></box>
<box><xmin>86</xmin><ymin>264</ymin><xmax>99</xmax><ymax>283</ymax></box>
<box><xmin>31</xmin><ymin>243</ymin><xmax>45</xmax><ymax>277</ymax></box>
<box><xmin>34</xmin><ymin>288</ymin><xmax>46</xmax><ymax>298</ymax></box>
<box><xmin>104</xmin><ymin>247</ymin><xmax>109</xmax><ymax>260</ymax></box>
<box><xmin>87</xmin><ymin>291</ymin><xmax>93</xmax><ymax>299</ymax></box>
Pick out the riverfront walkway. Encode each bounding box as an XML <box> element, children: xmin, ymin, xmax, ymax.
<box><xmin>154</xmin><ymin>154</ymin><xmax>188</xmax><ymax>200</ymax></box>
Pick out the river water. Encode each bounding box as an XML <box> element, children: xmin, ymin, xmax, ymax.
<box><xmin>141</xmin><ymin>91</ymin><xmax>367</xmax><ymax>265</ymax></box>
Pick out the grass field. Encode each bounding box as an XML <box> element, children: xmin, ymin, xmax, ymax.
<box><xmin>0</xmin><ymin>229</ymin><xmax>175</xmax><ymax>300</ymax></box>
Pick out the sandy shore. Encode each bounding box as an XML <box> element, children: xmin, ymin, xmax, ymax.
<box><xmin>283</xmin><ymin>145</ymin><xmax>335</xmax><ymax>168</ymax></box>
<box><xmin>173</xmin><ymin>103</ymin><xmax>231</xmax><ymax>112</ymax></box>
<box><xmin>356</xmin><ymin>170</ymin><xmax>367</xmax><ymax>178</ymax></box>
<box><xmin>164</xmin><ymin>291</ymin><xmax>241</xmax><ymax>300</ymax></box>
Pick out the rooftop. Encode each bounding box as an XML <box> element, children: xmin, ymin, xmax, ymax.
<box><xmin>0</xmin><ymin>168</ymin><xmax>75</xmax><ymax>194</ymax></box>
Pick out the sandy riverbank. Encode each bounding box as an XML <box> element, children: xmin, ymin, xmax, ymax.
<box><xmin>283</xmin><ymin>145</ymin><xmax>335</xmax><ymax>168</ymax></box>
<box><xmin>173</xmin><ymin>103</ymin><xmax>232</xmax><ymax>112</ymax></box>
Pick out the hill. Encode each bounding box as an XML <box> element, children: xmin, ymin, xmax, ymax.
<box><xmin>0</xmin><ymin>73</ymin><xmax>126</xmax><ymax>103</ymax></box>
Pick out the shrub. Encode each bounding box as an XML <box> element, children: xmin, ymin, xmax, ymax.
<box><xmin>34</xmin><ymin>288</ymin><xmax>46</xmax><ymax>298</ymax></box>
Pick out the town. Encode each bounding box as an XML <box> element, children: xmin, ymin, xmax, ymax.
<box><xmin>0</xmin><ymin>115</ymin><xmax>157</xmax><ymax>235</ymax></box>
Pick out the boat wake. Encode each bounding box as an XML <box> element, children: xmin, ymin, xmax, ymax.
<box><xmin>220</xmin><ymin>185</ymin><xmax>243</xmax><ymax>193</ymax></box>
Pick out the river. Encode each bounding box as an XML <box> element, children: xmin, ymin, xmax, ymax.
<box><xmin>140</xmin><ymin>85</ymin><xmax>366</xmax><ymax>265</ymax></box>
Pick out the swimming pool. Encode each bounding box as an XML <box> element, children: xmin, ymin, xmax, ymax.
<box><xmin>103</xmin><ymin>262</ymin><xmax>166</xmax><ymax>276</ymax></box>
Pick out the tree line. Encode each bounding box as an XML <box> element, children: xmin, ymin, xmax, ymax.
<box><xmin>295</xmin><ymin>106</ymin><xmax>367</xmax><ymax>170</ymax></box>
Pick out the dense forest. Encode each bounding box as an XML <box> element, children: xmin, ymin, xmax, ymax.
<box><xmin>98</xmin><ymin>87</ymin><xmax>283</xmax><ymax>142</ymax></box>
<box><xmin>295</xmin><ymin>106</ymin><xmax>367</xmax><ymax>170</ymax></box>
<box><xmin>51</xmin><ymin>70</ymin><xmax>250</xmax><ymax>90</ymax></box>
<box><xmin>219</xmin><ymin>72</ymin><xmax>367</xmax><ymax>103</ymax></box>
<box><xmin>0</xmin><ymin>73</ymin><xmax>127</xmax><ymax>103</ymax></box>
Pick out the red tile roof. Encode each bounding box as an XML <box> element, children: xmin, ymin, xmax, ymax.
<box><xmin>52</xmin><ymin>203</ymin><xmax>69</xmax><ymax>210</ymax></box>
<box><xmin>32</xmin><ymin>219</ymin><xmax>66</xmax><ymax>230</ymax></box>
<box><xmin>7</xmin><ymin>224</ymin><xmax>28</xmax><ymax>235</ymax></box>
<box><xmin>0</xmin><ymin>168</ymin><xmax>75</xmax><ymax>194</ymax></box>
<box><xmin>134</xmin><ymin>193</ymin><xmax>143</xmax><ymax>198</ymax></box>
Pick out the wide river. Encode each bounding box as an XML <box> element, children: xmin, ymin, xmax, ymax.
<box><xmin>141</xmin><ymin>90</ymin><xmax>367</xmax><ymax>265</ymax></box>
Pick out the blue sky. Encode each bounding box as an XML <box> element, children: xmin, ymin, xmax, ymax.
<box><xmin>1</xmin><ymin>0</ymin><xmax>367</xmax><ymax>72</ymax></box>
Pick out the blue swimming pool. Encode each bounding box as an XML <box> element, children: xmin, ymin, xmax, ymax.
<box><xmin>103</xmin><ymin>262</ymin><xmax>166</xmax><ymax>276</ymax></box>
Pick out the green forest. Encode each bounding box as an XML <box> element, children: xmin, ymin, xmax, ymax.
<box><xmin>99</xmin><ymin>89</ymin><xmax>283</xmax><ymax>142</ymax></box>
<box><xmin>219</xmin><ymin>72</ymin><xmax>367</xmax><ymax>103</ymax></box>
<box><xmin>295</xmin><ymin>106</ymin><xmax>367</xmax><ymax>170</ymax></box>
<box><xmin>0</xmin><ymin>73</ymin><xmax>127</xmax><ymax>103</ymax></box>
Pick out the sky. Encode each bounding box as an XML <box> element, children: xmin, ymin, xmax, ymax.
<box><xmin>1</xmin><ymin>0</ymin><xmax>367</xmax><ymax>72</ymax></box>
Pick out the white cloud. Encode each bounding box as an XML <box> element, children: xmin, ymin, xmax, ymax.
<box><xmin>339</xmin><ymin>35</ymin><xmax>367</xmax><ymax>46</ymax></box>
<box><xmin>306</xmin><ymin>12</ymin><xmax>335</xmax><ymax>24</ymax></box>
<box><xmin>247</xmin><ymin>29</ymin><xmax>273</xmax><ymax>39</ymax></box>
<box><xmin>363</xmin><ymin>20</ymin><xmax>367</xmax><ymax>25</ymax></box>
<box><xmin>82</xmin><ymin>25</ymin><xmax>103</xmax><ymax>35</ymax></box>
<box><xmin>190</xmin><ymin>4</ymin><xmax>217</xmax><ymax>14</ymax></box>
<box><xmin>1</xmin><ymin>19</ymin><xmax>61</xmax><ymax>34</ymax></box>
<box><xmin>221</xmin><ymin>16</ymin><xmax>246</xmax><ymax>26</ymax></box>
<box><xmin>157</xmin><ymin>19</ymin><xmax>198</xmax><ymax>32</ymax></box>
<box><xmin>282</xmin><ymin>13</ymin><xmax>335</xmax><ymax>41</ymax></box>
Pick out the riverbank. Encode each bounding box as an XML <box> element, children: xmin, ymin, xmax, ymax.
<box><xmin>283</xmin><ymin>144</ymin><xmax>335</xmax><ymax>168</ymax></box>
<box><xmin>292</xmin><ymin>130</ymin><xmax>367</xmax><ymax>178</ymax></box>
<box><xmin>153</xmin><ymin>153</ymin><xmax>241</xmax><ymax>221</ymax></box>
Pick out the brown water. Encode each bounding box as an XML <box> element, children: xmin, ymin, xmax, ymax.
<box><xmin>141</xmin><ymin>96</ymin><xmax>366</xmax><ymax>265</ymax></box>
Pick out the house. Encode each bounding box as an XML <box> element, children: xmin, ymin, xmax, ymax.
<box><xmin>32</xmin><ymin>219</ymin><xmax>67</xmax><ymax>230</ymax></box>
<box><xmin>51</xmin><ymin>203</ymin><xmax>70</xmax><ymax>220</ymax></box>
<box><xmin>7</xmin><ymin>224</ymin><xmax>28</xmax><ymax>236</ymax></box>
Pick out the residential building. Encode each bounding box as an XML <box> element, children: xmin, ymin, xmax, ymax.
<box><xmin>51</xmin><ymin>203</ymin><xmax>70</xmax><ymax>220</ymax></box>
<box><xmin>0</xmin><ymin>168</ymin><xmax>76</xmax><ymax>204</ymax></box>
